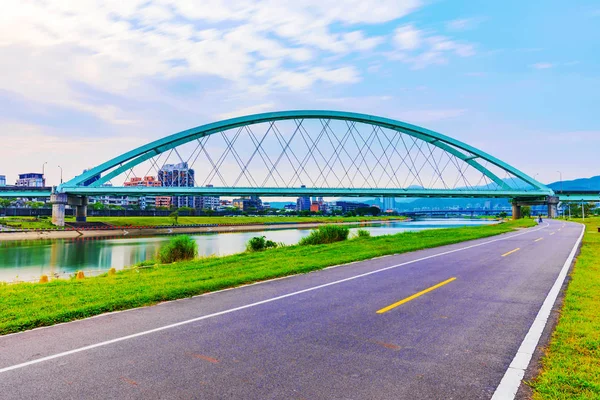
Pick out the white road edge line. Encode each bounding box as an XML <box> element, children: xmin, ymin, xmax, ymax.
<box><xmin>492</xmin><ymin>223</ymin><xmax>585</xmax><ymax>400</ymax></box>
<box><xmin>0</xmin><ymin>222</ymin><xmax>551</xmax><ymax>375</ymax></box>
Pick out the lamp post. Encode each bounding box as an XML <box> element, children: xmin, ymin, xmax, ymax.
<box><xmin>42</xmin><ymin>161</ymin><xmax>47</xmax><ymax>187</ymax></box>
<box><xmin>57</xmin><ymin>165</ymin><xmax>63</xmax><ymax>184</ymax></box>
<box><xmin>557</xmin><ymin>171</ymin><xmax>563</xmax><ymax>193</ymax></box>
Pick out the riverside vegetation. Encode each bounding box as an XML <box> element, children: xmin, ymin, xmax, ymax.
<box><xmin>0</xmin><ymin>219</ymin><xmax>535</xmax><ymax>335</ymax></box>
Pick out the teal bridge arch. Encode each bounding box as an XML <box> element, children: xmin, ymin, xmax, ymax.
<box><xmin>58</xmin><ymin>110</ymin><xmax>553</xmax><ymax>200</ymax></box>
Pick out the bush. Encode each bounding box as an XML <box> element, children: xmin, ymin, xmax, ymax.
<box><xmin>246</xmin><ymin>236</ymin><xmax>278</xmax><ymax>252</ymax></box>
<box><xmin>158</xmin><ymin>235</ymin><xmax>198</xmax><ymax>263</ymax></box>
<box><xmin>354</xmin><ymin>229</ymin><xmax>371</xmax><ymax>238</ymax></box>
<box><xmin>299</xmin><ymin>225</ymin><xmax>350</xmax><ymax>246</ymax></box>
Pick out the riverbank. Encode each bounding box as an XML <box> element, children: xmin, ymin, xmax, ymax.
<box><xmin>530</xmin><ymin>217</ymin><xmax>600</xmax><ymax>399</ymax></box>
<box><xmin>0</xmin><ymin>219</ymin><xmax>534</xmax><ymax>335</ymax></box>
<box><xmin>0</xmin><ymin>216</ymin><xmax>405</xmax><ymax>242</ymax></box>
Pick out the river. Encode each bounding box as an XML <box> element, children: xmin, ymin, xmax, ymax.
<box><xmin>0</xmin><ymin>219</ymin><xmax>496</xmax><ymax>282</ymax></box>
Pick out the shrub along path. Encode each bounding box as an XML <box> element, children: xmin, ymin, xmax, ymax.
<box><xmin>0</xmin><ymin>219</ymin><xmax>534</xmax><ymax>335</ymax></box>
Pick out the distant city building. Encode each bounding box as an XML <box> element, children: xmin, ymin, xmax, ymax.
<box><xmin>16</xmin><ymin>173</ymin><xmax>45</xmax><ymax>187</ymax></box>
<box><xmin>89</xmin><ymin>183</ymin><xmax>128</xmax><ymax>207</ymax></box>
<box><xmin>382</xmin><ymin>197</ymin><xmax>396</xmax><ymax>212</ymax></box>
<box><xmin>233</xmin><ymin>196</ymin><xmax>263</xmax><ymax>211</ymax></box>
<box><xmin>155</xmin><ymin>197</ymin><xmax>172</xmax><ymax>209</ymax></box>
<box><xmin>124</xmin><ymin>176</ymin><xmax>162</xmax><ymax>210</ymax></box>
<box><xmin>295</xmin><ymin>185</ymin><xmax>311</xmax><ymax>212</ymax></box>
<box><xmin>284</xmin><ymin>203</ymin><xmax>296</xmax><ymax>211</ymax></box>
<box><xmin>0</xmin><ymin>175</ymin><xmax>5</xmax><ymax>186</ymax></box>
<box><xmin>82</xmin><ymin>170</ymin><xmax>100</xmax><ymax>187</ymax></box>
<box><xmin>310</xmin><ymin>198</ymin><xmax>327</xmax><ymax>213</ymax></box>
<box><xmin>195</xmin><ymin>184</ymin><xmax>220</xmax><ymax>210</ymax></box>
<box><xmin>158</xmin><ymin>162</ymin><xmax>195</xmax><ymax>208</ymax></box>
<box><xmin>332</xmin><ymin>201</ymin><xmax>370</xmax><ymax>213</ymax></box>
<box><xmin>124</xmin><ymin>176</ymin><xmax>161</xmax><ymax>187</ymax></box>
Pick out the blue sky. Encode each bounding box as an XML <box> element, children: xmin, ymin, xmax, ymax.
<box><xmin>0</xmin><ymin>0</ymin><xmax>598</xmax><ymax>186</ymax></box>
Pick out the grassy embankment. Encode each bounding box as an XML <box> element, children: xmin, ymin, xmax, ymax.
<box><xmin>0</xmin><ymin>215</ymin><xmax>402</xmax><ymax>230</ymax></box>
<box><xmin>0</xmin><ymin>219</ymin><xmax>533</xmax><ymax>336</ymax></box>
<box><xmin>531</xmin><ymin>217</ymin><xmax>600</xmax><ymax>399</ymax></box>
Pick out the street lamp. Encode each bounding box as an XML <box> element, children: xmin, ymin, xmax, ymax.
<box><xmin>557</xmin><ymin>170</ymin><xmax>563</xmax><ymax>193</ymax></box>
<box><xmin>42</xmin><ymin>161</ymin><xmax>47</xmax><ymax>187</ymax></box>
<box><xmin>57</xmin><ymin>165</ymin><xmax>63</xmax><ymax>184</ymax></box>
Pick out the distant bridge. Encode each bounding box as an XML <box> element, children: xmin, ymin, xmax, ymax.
<box><xmin>0</xmin><ymin>110</ymin><xmax>596</xmax><ymax>225</ymax></box>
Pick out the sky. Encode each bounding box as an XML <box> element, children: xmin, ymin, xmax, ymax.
<box><xmin>0</xmin><ymin>0</ymin><xmax>599</xmax><ymax>187</ymax></box>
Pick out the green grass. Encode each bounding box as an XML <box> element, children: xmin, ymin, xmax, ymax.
<box><xmin>0</xmin><ymin>215</ymin><xmax>401</xmax><ymax>230</ymax></box>
<box><xmin>0</xmin><ymin>218</ymin><xmax>534</xmax><ymax>335</ymax></box>
<box><xmin>0</xmin><ymin>216</ymin><xmax>75</xmax><ymax>229</ymax></box>
<box><xmin>86</xmin><ymin>215</ymin><xmax>402</xmax><ymax>227</ymax></box>
<box><xmin>531</xmin><ymin>217</ymin><xmax>600</xmax><ymax>399</ymax></box>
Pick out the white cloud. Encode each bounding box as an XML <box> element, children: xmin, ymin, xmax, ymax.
<box><xmin>394</xmin><ymin>25</ymin><xmax>422</xmax><ymax>50</ymax></box>
<box><xmin>218</xmin><ymin>103</ymin><xmax>276</xmax><ymax>120</ymax></box>
<box><xmin>531</xmin><ymin>62</ymin><xmax>553</xmax><ymax>69</ymax></box>
<box><xmin>389</xmin><ymin>25</ymin><xmax>475</xmax><ymax>69</ymax></box>
<box><xmin>446</xmin><ymin>17</ymin><xmax>485</xmax><ymax>31</ymax></box>
<box><xmin>0</xmin><ymin>0</ymin><xmax>417</xmax><ymax>122</ymax></box>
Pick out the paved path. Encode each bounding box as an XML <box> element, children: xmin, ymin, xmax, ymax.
<box><xmin>0</xmin><ymin>220</ymin><xmax>582</xmax><ymax>399</ymax></box>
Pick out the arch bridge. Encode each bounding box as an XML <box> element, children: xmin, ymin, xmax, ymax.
<box><xmin>8</xmin><ymin>111</ymin><xmax>561</xmax><ymax>225</ymax></box>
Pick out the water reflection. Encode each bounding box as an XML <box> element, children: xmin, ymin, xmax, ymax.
<box><xmin>0</xmin><ymin>219</ymin><xmax>496</xmax><ymax>282</ymax></box>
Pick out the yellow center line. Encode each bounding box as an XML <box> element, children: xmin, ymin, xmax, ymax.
<box><xmin>535</xmin><ymin>238</ymin><xmax>544</xmax><ymax>242</ymax></box>
<box><xmin>502</xmin><ymin>248</ymin><xmax>521</xmax><ymax>257</ymax></box>
<box><xmin>550</xmin><ymin>232</ymin><xmax>556</xmax><ymax>236</ymax></box>
<box><xmin>376</xmin><ymin>277</ymin><xmax>456</xmax><ymax>314</ymax></box>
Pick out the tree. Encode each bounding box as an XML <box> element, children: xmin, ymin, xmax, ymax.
<box><xmin>26</xmin><ymin>201</ymin><xmax>45</xmax><ymax>209</ymax></box>
<box><xmin>521</xmin><ymin>206</ymin><xmax>532</xmax><ymax>218</ymax></box>
<box><xmin>90</xmin><ymin>202</ymin><xmax>107</xmax><ymax>211</ymax></box>
<box><xmin>178</xmin><ymin>206</ymin><xmax>195</xmax><ymax>216</ymax></box>
<box><xmin>498</xmin><ymin>211</ymin><xmax>508</xmax><ymax>219</ymax></box>
<box><xmin>169</xmin><ymin>210</ymin><xmax>179</xmax><ymax>225</ymax></box>
<box><xmin>0</xmin><ymin>198</ymin><xmax>13</xmax><ymax>215</ymax></box>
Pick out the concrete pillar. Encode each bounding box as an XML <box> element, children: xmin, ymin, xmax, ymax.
<box><xmin>512</xmin><ymin>203</ymin><xmax>522</xmax><ymax>220</ymax></box>
<box><xmin>548</xmin><ymin>203</ymin><xmax>558</xmax><ymax>219</ymax></box>
<box><xmin>50</xmin><ymin>193</ymin><xmax>68</xmax><ymax>226</ymax></box>
<box><xmin>75</xmin><ymin>197</ymin><xmax>88</xmax><ymax>223</ymax></box>
<box><xmin>546</xmin><ymin>196</ymin><xmax>560</xmax><ymax>219</ymax></box>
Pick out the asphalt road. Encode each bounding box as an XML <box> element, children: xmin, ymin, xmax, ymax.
<box><xmin>0</xmin><ymin>220</ymin><xmax>582</xmax><ymax>399</ymax></box>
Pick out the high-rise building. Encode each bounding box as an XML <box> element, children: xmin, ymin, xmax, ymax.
<box><xmin>296</xmin><ymin>185</ymin><xmax>311</xmax><ymax>211</ymax></box>
<box><xmin>0</xmin><ymin>175</ymin><xmax>5</xmax><ymax>186</ymax></box>
<box><xmin>16</xmin><ymin>173</ymin><xmax>45</xmax><ymax>187</ymax></box>
<box><xmin>382</xmin><ymin>197</ymin><xmax>396</xmax><ymax>212</ymax></box>
<box><xmin>158</xmin><ymin>162</ymin><xmax>195</xmax><ymax>208</ymax></box>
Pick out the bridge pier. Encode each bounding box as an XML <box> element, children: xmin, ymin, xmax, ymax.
<box><xmin>512</xmin><ymin>203</ymin><xmax>522</xmax><ymax>220</ymax></box>
<box><xmin>50</xmin><ymin>194</ymin><xmax>88</xmax><ymax>226</ymax></box>
<box><xmin>74</xmin><ymin>196</ymin><xmax>88</xmax><ymax>223</ymax></box>
<box><xmin>547</xmin><ymin>196</ymin><xmax>559</xmax><ymax>219</ymax></box>
<box><xmin>50</xmin><ymin>193</ymin><xmax>68</xmax><ymax>226</ymax></box>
